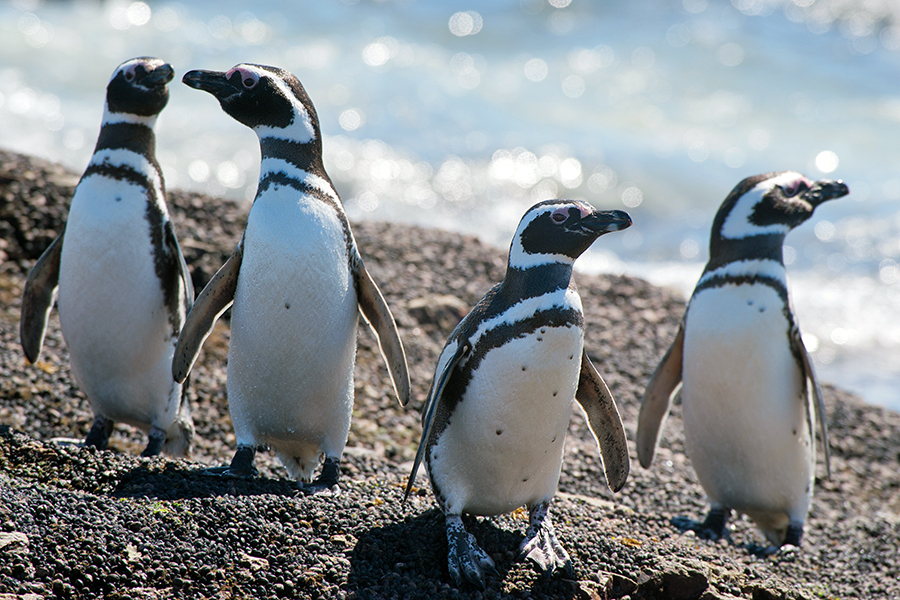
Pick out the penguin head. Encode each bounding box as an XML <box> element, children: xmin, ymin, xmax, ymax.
<box><xmin>508</xmin><ymin>200</ymin><xmax>632</xmax><ymax>269</ymax></box>
<box><xmin>105</xmin><ymin>57</ymin><xmax>173</xmax><ymax>120</ymax></box>
<box><xmin>714</xmin><ymin>171</ymin><xmax>848</xmax><ymax>243</ymax></box>
<box><xmin>182</xmin><ymin>64</ymin><xmax>319</xmax><ymax>143</ymax></box>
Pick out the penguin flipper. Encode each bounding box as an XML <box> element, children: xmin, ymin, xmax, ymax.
<box><xmin>172</xmin><ymin>242</ymin><xmax>242</xmax><ymax>383</ymax></box>
<box><xmin>353</xmin><ymin>259</ymin><xmax>410</xmax><ymax>407</ymax></box>
<box><xmin>575</xmin><ymin>350</ymin><xmax>630</xmax><ymax>492</ymax></box>
<box><xmin>636</xmin><ymin>320</ymin><xmax>684</xmax><ymax>469</ymax></box>
<box><xmin>20</xmin><ymin>228</ymin><xmax>65</xmax><ymax>364</ymax></box>
<box><xmin>791</xmin><ymin>325</ymin><xmax>831</xmax><ymax>478</ymax></box>
<box><xmin>164</xmin><ymin>220</ymin><xmax>195</xmax><ymax>307</ymax></box>
<box><xmin>404</xmin><ymin>338</ymin><xmax>470</xmax><ymax>501</ymax></box>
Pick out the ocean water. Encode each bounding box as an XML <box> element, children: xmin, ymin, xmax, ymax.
<box><xmin>0</xmin><ymin>0</ymin><xmax>898</xmax><ymax>409</ymax></box>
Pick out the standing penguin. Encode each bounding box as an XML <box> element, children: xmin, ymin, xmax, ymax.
<box><xmin>175</xmin><ymin>64</ymin><xmax>409</xmax><ymax>492</ymax></box>
<box><xmin>405</xmin><ymin>200</ymin><xmax>631</xmax><ymax>588</ymax></box>
<box><xmin>20</xmin><ymin>57</ymin><xmax>194</xmax><ymax>457</ymax></box>
<box><xmin>637</xmin><ymin>171</ymin><xmax>848</xmax><ymax>552</ymax></box>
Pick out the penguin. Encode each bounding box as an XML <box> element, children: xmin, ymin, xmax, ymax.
<box><xmin>405</xmin><ymin>199</ymin><xmax>631</xmax><ymax>588</ymax></box>
<box><xmin>636</xmin><ymin>171</ymin><xmax>848</xmax><ymax>553</ymax></box>
<box><xmin>174</xmin><ymin>64</ymin><xmax>410</xmax><ymax>492</ymax></box>
<box><xmin>19</xmin><ymin>57</ymin><xmax>194</xmax><ymax>457</ymax></box>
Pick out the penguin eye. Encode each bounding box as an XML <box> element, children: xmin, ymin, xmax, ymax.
<box><xmin>123</xmin><ymin>67</ymin><xmax>136</xmax><ymax>82</ymax></box>
<box><xmin>227</xmin><ymin>67</ymin><xmax>259</xmax><ymax>90</ymax></box>
<box><xmin>550</xmin><ymin>208</ymin><xmax>569</xmax><ymax>224</ymax></box>
<box><xmin>782</xmin><ymin>180</ymin><xmax>809</xmax><ymax>198</ymax></box>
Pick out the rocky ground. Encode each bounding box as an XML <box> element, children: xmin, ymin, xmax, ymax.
<box><xmin>0</xmin><ymin>149</ymin><xmax>898</xmax><ymax>599</ymax></box>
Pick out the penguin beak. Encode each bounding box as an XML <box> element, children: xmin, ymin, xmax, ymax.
<box><xmin>182</xmin><ymin>69</ymin><xmax>239</xmax><ymax>100</ymax></box>
<box><xmin>803</xmin><ymin>179</ymin><xmax>849</xmax><ymax>206</ymax></box>
<box><xmin>577</xmin><ymin>209</ymin><xmax>633</xmax><ymax>236</ymax></box>
<box><xmin>142</xmin><ymin>63</ymin><xmax>174</xmax><ymax>87</ymax></box>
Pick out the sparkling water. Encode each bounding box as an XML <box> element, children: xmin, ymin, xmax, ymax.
<box><xmin>1</xmin><ymin>0</ymin><xmax>898</xmax><ymax>409</ymax></box>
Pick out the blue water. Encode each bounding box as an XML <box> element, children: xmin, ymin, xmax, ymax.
<box><xmin>1</xmin><ymin>0</ymin><xmax>898</xmax><ymax>409</ymax></box>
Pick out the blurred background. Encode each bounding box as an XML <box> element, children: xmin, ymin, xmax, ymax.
<box><xmin>0</xmin><ymin>0</ymin><xmax>898</xmax><ymax>409</ymax></box>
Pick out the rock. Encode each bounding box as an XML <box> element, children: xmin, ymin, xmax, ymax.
<box><xmin>0</xmin><ymin>150</ymin><xmax>898</xmax><ymax>599</ymax></box>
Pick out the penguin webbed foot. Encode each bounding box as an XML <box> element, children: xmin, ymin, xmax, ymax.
<box><xmin>672</xmin><ymin>506</ymin><xmax>732</xmax><ymax>541</ymax></box>
<box><xmin>749</xmin><ymin>522</ymin><xmax>803</xmax><ymax>557</ymax></box>
<box><xmin>83</xmin><ymin>416</ymin><xmax>114</xmax><ymax>450</ymax></box>
<box><xmin>446</xmin><ymin>514</ymin><xmax>496</xmax><ymax>589</ymax></box>
<box><xmin>297</xmin><ymin>457</ymin><xmax>341</xmax><ymax>496</ymax></box>
<box><xmin>750</xmin><ymin>542</ymin><xmax>798</xmax><ymax>558</ymax></box>
<box><xmin>520</xmin><ymin>502</ymin><xmax>573</xmax><ymax>578</ymax></box>
<box><xmin>140</xmin><ymin>427</ymin><xmax>166</xmax><ymax>457</ymax></box>
<box><xmin>199</xmin><ymin>445</ymin><xmax>258</xmax><ymax>478</ymax></box>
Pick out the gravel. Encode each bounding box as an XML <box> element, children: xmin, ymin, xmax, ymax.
<box><xmin>1</xmin><ymin>149</ymin><xmax>898</xmax><ymax>599</ymax></box>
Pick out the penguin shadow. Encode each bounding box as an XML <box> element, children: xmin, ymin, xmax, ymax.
<box><xmin>112</xmin><ymin>461</ymin><xmax>301</xmax><ymax>501</ymax></box>
<box><xmin>346</xmin><ymin>508</ymin><xmax>586</xmax><ymax>598</ymax></box>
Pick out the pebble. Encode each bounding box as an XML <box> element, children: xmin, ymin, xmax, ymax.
<box><xmin>0</xmin><ymin>150</ymin><xmax>898</xmax><ymax>599</ymax></box>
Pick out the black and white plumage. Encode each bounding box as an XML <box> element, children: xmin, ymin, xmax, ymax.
<box><xmin>175</xmin><ymin>64</ymin><xmax>410</xmax><ymax>492</ymax></box>
<box><xmin>20</xmin><ymin>57</ymin><xmax>194</xmax><ymax>457</ymax></box>
<box><xmin>637</xmin><ymin>171</ymin><xmax>848</xmax><ymax>552</ymax></box>
<box><xmin>405</xmin><ymin>200</ymin><xmax>631</xmax><ymax>588</ymax></box>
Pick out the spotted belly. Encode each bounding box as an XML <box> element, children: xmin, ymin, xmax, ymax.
<box><xmin>58</xmin><ymin>177</ymin><xmax>181</xmax><ymax>431</ymax></box>
<box><xmin>682</xmin><ymin>283</ymin><xmax>814</xmax><ymax>520</ymax></box>
<box><xmin>428</xmin><ymin>324</ymin><xmax>583</xmax><ymax>516</ymax></box>
<box><xmin>225</xmin><ymin>195</ymin><xmax>358</xmax><ymax>470</ymax></box>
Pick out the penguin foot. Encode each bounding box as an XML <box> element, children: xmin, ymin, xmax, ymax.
<box><xmin>748</xmin><ymin>542</ymin><xmax>799</xmax><ymax>557</ymax></box>
<box><xmin>673</xmin><ymin>506</ymin><xmax>731</xmax><ymax>541</ymax></box>
<box><xmin>520</xmin><ymin>502</ymin><xmax>573</xmax><ymax>577</ymax></box>
<box><xmin>141</xmin><ymin>427</ymin><xmax>166</xmax><ymax>457</ymax></box>
<box><xmin>446</xmin><ymin>514</ymin><xmax>496</xmax><ymax>589</ymax></box>
<box><xmin>83</xmin><ymin>416</ymin><xmax>114</xmax><ymax>450</ymax></box>
<box><xmin>783</xmin><ymin>522</ymin><xmax>804</xmax><ymax>547</ymax></box>
<box><xmin>297</xmin><ymin>457</ymin><xmax>342</xmax><ymax>496</ymax></box>
<box><xmin>199</xmin><ymin>446</ymin><xmax>258</xmax><ymax>478</ymax></box>
<box><xmin>750</xmin><ymin>522</ymin><xmax>803</xmax><ymax>557</ymax></box>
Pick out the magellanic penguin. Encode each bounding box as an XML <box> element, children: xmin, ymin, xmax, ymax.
<box><xmin>19</xmin><ymin>57</ymin><xmax>194</xmax><ymax>457</ymax></box>
<box><xmin>637</xmin><ymin>171</ymin><xmax>848</xmax><ymax>553</ymax></box>
<box><xmin>175</xmin><ymin>64</ymin><xmax>410</xmax><ymax>492</ymax></box>
<box><xmin>405</xmin><ymin>200</ymin><xmax>632</xmax><ymax>588</ymax></box>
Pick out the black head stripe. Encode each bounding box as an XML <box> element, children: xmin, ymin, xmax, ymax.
<box><xmin>519</xmin><ymin>206</ymin><xmax>592</xmax><ymax>259</ymax></box>
<box><xmin>219</xmin><ymin>65</ymin><xmax>321</xmax><ymax>140</ymax></box>
<box><xmin>710</xmin><ymin>171</ymin><xmax>785</xmax><ymax>237</ymax></box>
<box><xmin>106</xmin><ymin>62</ymin><xmax>171</xmax><ymax>117</ymax></box>
<box><xmin>749</xmin><ymin>193</ymin><xmax>812</xmax><ymax>228</ymax></box>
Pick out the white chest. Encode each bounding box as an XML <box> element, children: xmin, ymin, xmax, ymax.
<box><xmin>681</xmin><ymin>282</ymin><xmax>812</xmax><ymax>512</ymax></box>
<box><xmin>59</xmin><ymin>172</ymin><xmax>165</xmax><ymax>335</ymax></box>
<box><xmin>226</xmin><ymin>190</ymin><xmax>359</xmax><ymax>452</ymax></box>
<box><xmin>429</xmin><ymin>323</ymin><xmax>584</xmax><ymax>516</ymax></box>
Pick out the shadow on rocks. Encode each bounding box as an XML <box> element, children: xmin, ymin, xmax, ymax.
<box><xmin>346</xmin><ymin>508</ymin><xmax>586</xmax><ymax>599</ymax></box>
<box><xmin>113</xmin><ymin>462</ymin><xmax>301</xmax><ymax>501</ymax></box>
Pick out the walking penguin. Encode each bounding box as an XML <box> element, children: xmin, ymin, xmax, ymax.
<box><xmin>175</xmin><ymin>64</ymin><xmax>410</xmax><ymax>492</ymax></box>
<box><xmin>20</xmin><ymin>57</ymin><xmax>194</xmax><ymax>457</ymax></box>
<box><xmin>636</xmin><ymin>171</ymin><xmax>848</xmax><ymax>553</ymax></box>
<box><xmin>405</xmin><ymin>199</ymin><xmax>631</xmax><ymax>588</ymax></box>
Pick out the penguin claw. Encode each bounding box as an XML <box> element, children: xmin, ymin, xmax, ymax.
<box><xmin>197</xmin><ymin>465</ymin><xmax>258</xmax><ymax>479</ymax></box>
<box><xmin>445</xmin><ymin>515</ymin><xmax>496</xmax><ymax>589</ymax></box>
<box><xmin>297</xmin><ymin>481</ymin><xmax>341</xmax><ymax>496</ymax></box>
<box><xmin>448</xmin><ymin>532</ymin><xmax>495</xmax><ymax>589</ymax></box>
<box><xmin>672</xmin><ymin>507</ymin><xmax>731</xmax><ymax>541</ymax></box>
<box><xmin>517</xmin><ymin>502</ymin><xmax>573</xmax><ymax>577</ymax></box>
<box><xmin>200</xmin><ymin>446</ymin><xmax>257</xmax><ymax>478</ymax></box>
<box><xmin>520</xmin><ymin>513</ymin><xmax>573</xmax><ymax>577</ymax></box>
<box><xmin>297</xmin><ymin>457</ymin><xmax>341</xmax><ymax>495</ymax></box>
<box><xmin>748</xmin><ymin>541</ymin><xmax>800</xmax><ymax>558</ymax></box>
<box><xmin>672</xmin><ymin>516</ymin><xmax>727</xmax><ymax>540</ymax></box>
